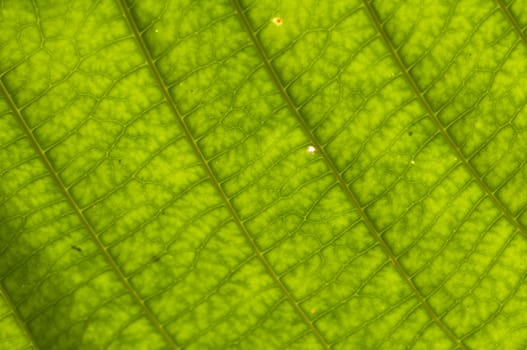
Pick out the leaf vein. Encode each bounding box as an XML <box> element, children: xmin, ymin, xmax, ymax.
<box><xmin>0</xmin><ymin>283</ymin><xmax>40</xmax><ymax>350</ymax></box>
<box><xmin>231</xmin><ymin>0</ymin><xmax>467</xmax><ymax>347</ymax></box>
<box><xmin>361</xmin><ymin>0</ymin><xmax>527</xmax><ymax>248</ymax></box>
<box><xmin>497</xmin><ymin>0</ymin><xmax>527</xmax><ymax>47</ymax></box>
<box><xmin>0</xmin><ymin>80</ymin><xmax>179</xmax><ymax>349</ymax></box>
<box><xmin>116</xmin><ymin>1</ymin><xmax>328</xmax><ymax>348</ymax></box>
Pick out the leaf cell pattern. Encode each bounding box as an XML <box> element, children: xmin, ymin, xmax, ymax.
<box><xmin>1</xmin><ymin>0</ymin><xmax>527</xmax><ymax>349</ymax></box>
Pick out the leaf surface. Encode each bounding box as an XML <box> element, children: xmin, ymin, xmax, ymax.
<box><xmin>2</xmin><ymin>0</ymin><xmax>527</xmax><ymax>349</ymax></box>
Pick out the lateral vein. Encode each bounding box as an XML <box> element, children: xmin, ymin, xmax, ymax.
<box><xmin>231</xmin><ymin>0</ymin><xmax>467</xmax><ymax>348</ymax></box>
<box><xmin>496</xmin><ymin>0</ymin><xmax>527</xmax><ymax>47</ymax></box>
<box><xmin>0</xmin><ymin>284</ymin><xmax>40</xmax><ymax>350</ymax></box>
<box><xmin>0</xmin><ymin>80</ymin><xmax>179</xmax><ymax>349</ymax></box>
<box><xmin>361</xmin><ymin>1</ymin><xmax>527</xmax><ymax>242</ymax></box>
<box><xmin>115</xmin><ymin>0</ymin><xmax>329</xmax><ymax>348</ymax></box>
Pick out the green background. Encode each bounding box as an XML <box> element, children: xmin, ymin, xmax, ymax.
<box><xmin>2</xmin><ymin>0</ymin><xmax>527</xmax><ymax>348</ymax></box>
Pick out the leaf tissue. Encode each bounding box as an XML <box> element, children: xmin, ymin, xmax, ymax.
<box><xmin>2</xmin><ymin>0</ymin><xmax>527</xmax><ymax>349</ymax></box>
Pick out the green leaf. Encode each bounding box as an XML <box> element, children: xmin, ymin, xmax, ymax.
<box><xmin>2</xmin><ymin>0</ymin><xmax>527</xmax><ymax>348</ymax></box>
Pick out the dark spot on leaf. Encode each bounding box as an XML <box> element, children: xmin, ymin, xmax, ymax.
<box><xmin>118</xmin><ymin>159</ymin><xmax>122</xmax><ymax>164</ymax></box>
<box><xmin>71</xmin><ymin>245</ymin><xmax>82</xmax><ymax>252</ymax></box>
<box><xmin>408</xmin><ymin>131</ymin><xmax>413</xmax><ymax>136</ymax></box>
<box><xmin>151</xmin><ymin>255</ymin><xmax>160</xmax><ymax>262</ymax></box>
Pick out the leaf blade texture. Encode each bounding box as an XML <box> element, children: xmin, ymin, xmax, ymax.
<box><xmin>1</xmin><ymin>0</ymin><xmax>527</xmax><ymax>349</ymax></box>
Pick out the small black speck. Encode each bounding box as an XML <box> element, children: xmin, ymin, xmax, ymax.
<box><xmin>71</xmin><ymin>245</ymin><xmax>82</xmax><ymax>252</ymax></box>
<box><xmin>118</xmin><ymin>159</ymin><xmax>122</xmax><ymax>164</ymax></box>
<box><xmin>408</xmin><ymin>131</ymin><xmax>413</xmax><ymax>136</ymax></box>
<box><xmin>151</xmin><ymin>255</ymin><xmax>160</xmax><ymax>262</ymax></box>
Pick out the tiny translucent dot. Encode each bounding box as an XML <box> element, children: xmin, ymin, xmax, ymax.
<box><xmin>271</xmin><ymin>17</ymin><xmax>283</xmax><ymax>26</ymax></box>
<box><xmin>410</xmin><ymin>160</ymin><xmax>415</xmax><ymax>165</ymax></box>
<box><xmin>307</xmin><ymin>146</ymin><xmax>316</xmax><ymax>154</ymax></box>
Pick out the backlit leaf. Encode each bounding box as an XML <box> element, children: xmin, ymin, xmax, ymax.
<box><xmin>2</xmin><ymin>0</ymin><xmax>527</xmax><ymax>349</ymax></box>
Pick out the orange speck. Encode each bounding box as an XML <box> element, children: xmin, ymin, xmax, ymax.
<box><xmin>271</xmin><ymin>16</ymin><xmax>283</xmax><ymax>26</ymax></box>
